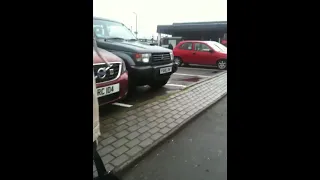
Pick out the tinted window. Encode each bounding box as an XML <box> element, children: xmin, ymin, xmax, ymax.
<box><xmin>194</xmin><ymin>43</ymin><xmax>211</xmax><ymax>51</ymax></box>
<box><xmin>179</xmin><ymin>42</ymin><xmax>193</xmax><ymax>50</ymax></box>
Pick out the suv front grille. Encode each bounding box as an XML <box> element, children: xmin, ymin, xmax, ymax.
<box><xmin>93</xmin><ymin>62</ymin><xmax>121</xmax><ymax>83</ymax></box>
<box><xmin>151</xmin><ymin>53</ymin><xmax>171</xmax><ymax>62</ymax></box>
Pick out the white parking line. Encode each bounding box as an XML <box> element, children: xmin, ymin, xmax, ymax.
<box><xmin>173</xmin><ymin>73</ymin><xmax>211</xmax><ymax>78</ymax></box>
<box><xmin>165</xmin><ymin>84</ymin><xmax>187</xmax><ymax>88</ymax></box>
<box><xmin>112</xmin><ymin>102</ymin><xmax>133</xmax><ymax>108</ymax></box>
<box><xmin>179</xmin><ymin>67</ymin><xmax>217</xmax><ymax>71</ymax></box>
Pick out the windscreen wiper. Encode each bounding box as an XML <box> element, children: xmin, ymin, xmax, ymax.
<box><xmin>104</xmin><ymin>37</ymin><xmax>125</xmax><ymax>41</ymax></box>
<box><xmin>126</xmin><ymin>38</ymin><xmax>138</xmax><ymax>41</ymax></box>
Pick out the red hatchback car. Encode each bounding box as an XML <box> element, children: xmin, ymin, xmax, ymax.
<box><xmin>93</xmin><ymin>47</ymin><xmax>129</xmax><ymax>106</ymax></box>
<box><xmin>173</xmin><ymin>41</ymin><xmax>227</xmax><ymax>70</ymax></box>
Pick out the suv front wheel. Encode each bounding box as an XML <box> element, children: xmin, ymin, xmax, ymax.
<box><xmin>148</xmin><ymin>78</ymin><xmax>170</xmax><ymax>89</ymax></box>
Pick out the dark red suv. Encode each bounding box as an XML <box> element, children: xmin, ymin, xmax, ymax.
<box><xmin>93</xmin><ymin>48</ymin><xmax>128</xmax><ymax>106</ymax></box>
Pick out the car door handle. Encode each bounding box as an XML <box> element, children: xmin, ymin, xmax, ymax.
<box><xmin>192</xmin><ymin>52</ymin><xmax>196</xmax><ymax>55</ymax></box>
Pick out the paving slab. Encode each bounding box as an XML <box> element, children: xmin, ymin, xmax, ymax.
<box><xmin>94</xmin><ymin>71</ymin><xmax>227</xmax><ymax>175</ymax></box>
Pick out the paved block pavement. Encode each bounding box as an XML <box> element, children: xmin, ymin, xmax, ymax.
<box><xmin>122</xmin><ymin>96</ymin><xmax>227</xmax><ymax>180</ymax></box>
<box><xmin>93</xmin><ymin>72</ymin><xmax>227</xmax><ymax>176</ymax></box>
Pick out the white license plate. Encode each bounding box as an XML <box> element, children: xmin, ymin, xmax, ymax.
<box><xmin>96</xmin><ymin>84</ymin><xmax>120</xmax><ymax>98</ymax></box>
<box><xmin>159</xmin><ymin>67</ymin><xmax>172</xmax><ymax>74</ymax></box>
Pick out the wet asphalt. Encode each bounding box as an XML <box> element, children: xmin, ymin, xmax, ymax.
<box><xmin>121</xmin><ymin>96</ymin><xmax>227</xmax><ymax>180</ymax></box>
<box><xmin>121</xmin><ymin>66</ymin><xmax>222</xmax><ymax>105</ymax></box>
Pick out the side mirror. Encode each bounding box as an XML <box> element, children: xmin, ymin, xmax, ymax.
<box><xmin>209</xmin><ymin>49</ymin><xmax>214</xmax><ymax>53</ymax></box>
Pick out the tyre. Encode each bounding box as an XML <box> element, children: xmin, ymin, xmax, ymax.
<box><xmin>148</xmin><ymin>78</ymin><xmax>170</xmax><ymax>89</ymax></box>
<box><xmin>174</xmin><ymin>57</ymin><xmax>183</xmax><ymax>67</ymax></box>
<box><xmin>217</xmin><ymin>59</ymin><xmax>227</xmax><ymax>70</ymax></box>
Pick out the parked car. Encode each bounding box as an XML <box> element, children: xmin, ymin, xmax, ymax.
<box><xmin>221</xmin><ymin>33</ymin><xmax>227</xmax><ymax>47</ymax></box>
<box><xmin>93</xmin><ymin>17</ymin><xmax>178</xmax><ymax>90</ymax></box>
<box><xmin>221</xmin><ymin>39</ymin><xmax>227</xmax><ymax>47</ymax></box>
<box><xmin>173</xmin><ymin>41</ymin><xmax>227</xmax><ymax>70</ymax></box>
<box><xmin>93</xmin><ymin>47</ymin><xmax>128</xmax><ymax>106</ymax></box>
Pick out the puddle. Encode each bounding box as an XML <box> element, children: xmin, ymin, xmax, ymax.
<box><xmin>178</xmin><ymin>77</ymin><xmax>202</xmax><ymax>82</ymax></box>
<box><xmin>121</xmin><ymin>86</ymin><xmax>179</xmax><ymax>105</ymax></box>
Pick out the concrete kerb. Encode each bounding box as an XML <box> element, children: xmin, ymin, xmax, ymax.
<box><xmin>113</xmin><ymin>90</ymin><xmax>227</xmax><ymax>177</ymax></box>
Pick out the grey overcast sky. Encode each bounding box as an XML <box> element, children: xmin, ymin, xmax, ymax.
<box><xmin>93</xmin><ymin>0</ymin><xmax>227</xmax><ymax>38</ymax></box>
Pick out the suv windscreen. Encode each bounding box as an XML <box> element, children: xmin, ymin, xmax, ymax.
<box><xmin>93</xmin><ymin>19</ymin><xmax>136</xmax><ymax>40</ymax></box>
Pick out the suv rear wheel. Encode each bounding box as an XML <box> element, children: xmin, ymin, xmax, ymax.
<box><xmin>148</xmin><ymin>78</ymin><xmax>170</xmax><ymax>89</ymax></box>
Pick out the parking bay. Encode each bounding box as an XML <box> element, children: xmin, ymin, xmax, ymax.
<box><xmin>99</xmin><ymin>66</ymin><xmax>223</xmax><ymax>118</ymax></box>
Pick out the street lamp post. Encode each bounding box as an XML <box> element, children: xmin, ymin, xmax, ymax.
<box><xmin>133</xmin><ymin>12</ymin><xmax>138</xmax><ymax>38</ymax></box>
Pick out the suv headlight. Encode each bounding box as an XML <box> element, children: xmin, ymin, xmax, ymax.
<box><xmin>169</xmin><ymin>52</ymin><xmax>174</xmax><ymax>61</ymax></box>
<box><xmin>135</xmin><ymin>53</ymin><xmax>151</xmax><ymax>63</ymax></box>
<box><xmin>121</xmin><ymin>61</ymin><xmax>126</xmax><ymax>74</ymax></box>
